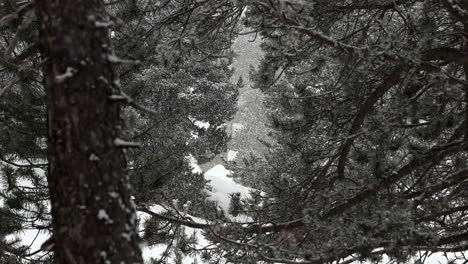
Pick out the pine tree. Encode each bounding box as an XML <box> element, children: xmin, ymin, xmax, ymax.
<box><xmin>1</xmin><ymin>1</ymin><xmax>48</xmax><ymax>262</ymax></box>
<box><xmin>224</xmin><ymin>33</ymin><xmax>274</xmax><ymax>183</ymax></box>
<box><xmin>105</xmin><ymin>0</ymin><xmax>239</xmax><ymax>214</ymax></box>
<box><xmin>34</xmin><ymin>0</ymin><xmax>142</xmax><ymax>262</ymax></box>
<box><xmin>7</xmin><ymin>0</ymin><xmax>468</xmax><ymax>263</ymax></box>
<box><xmin>1</xmin><ymin>1</ymin><xmax>241</xmax><ymax>262</ymax></box>
<box><xmin>127</xmin><ymin>58</ymin><xmax>238</xmax><ymax>214</ymax></box>
<box><xmin>228</xmin><ymin>0</ymin><xmax>468</xmax><ymax>262</ymax></box>
<box><xmin>112</xmin><ymin>3</ymin><xmax>240</xmax><ymax>261</ymax></box>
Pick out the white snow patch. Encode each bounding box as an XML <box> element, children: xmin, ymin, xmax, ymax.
<box><xmin>95</xmin><ymin>20</ymin><xmax>113</xmax><ymax>28</ymax></box>
<box><xmin>12</xmin><ymin>229</ymin><xmax>50</xmax><ymax>255</ymax></box>
<box><xmin>55</xmin><ymin>67</ymin><xmax>76</xmax><ymax>83</ymax></box>
<box><xmin>138</xmin><ymin>204</ymin><xmax>212</xmax><ymax>263</ymax></box>
<box><xmin>108</xmin><ymin>94</ymin><xmax>127</xmax><ymax>101</ymax></box>
<box><xmin>0</xmin><ymin>163</ymin><xmax>50</xmax><ymax>255</ymax></box>
<box><xmin>114</xmin><ymin>138</ymin><xmax>141</xmax><ymax>148</ymax></box>
<box><xmin>107</xmin><ymin>54</ymin><xmax>140</xmax><ymax>64</ymax></box>
<box><xmin>204</xmin><ymin>164</ymin><xmax>252</xmax><ymax>214</ymax></box>
<box><xmin>227</xmin><ymin>150</ymin><xmax>238</xmax><ymax>161</ymax></box>
<box><xmin>89</xmin><ymin>153</ymin><xmax>100</xmax><ymax>161</ymax></box>
<box><xmin>187</xmin><ymin>155</ymin><xmax>203</xmax><ymax>174</ymax></box>
<box><xmin>345</xmin><ymin>251</ymin><xmax>468</xmax><ymax>264</ymax></box>
<box><xmin>142</xmin><ymin>244</ymin><xmax>167</xmax><ymax>260</ymax></box>
<box><xmin>194</xmin><ymin>120</ymin><xmax>210</xmax><ymax>129</ymax></box>
<box><xmin>97</xmin><ymin>209</ymin><xmax>113</xmax><ymax>224</ymax></box>
<box><xmin>188</xmin><ymin>116</ymin><xmax>210</xmax><ymax>129</ymax></box>
<box><xmin>190</xmin><ymin>131</ymin><xmax>199</xmax><ymax>139</ymax></box>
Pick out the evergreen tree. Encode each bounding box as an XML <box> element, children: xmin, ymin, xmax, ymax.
<box><xmin>1</xmin><ymin>1</ymin><xmax>49</xmax><ymax>262</ymax></box>
<box><xmin>226</xmin><ymin>0</ymin><xmax>468</xmax><ymax>262</ymax></box>
<box><xmin>4</xmin><ymin>0</ymin><xmax>468</xmax><ymax>263</ymax></box>
<box><xmin>111</xmin><ymin>3</ymin><xmax>240</xmax><ymax>261</ymax></box>
<box><xmin>35</xmin><ymin>0</ymin><xmax>143</xmax><ymax>262</ymax></box>
<box><xmin>128</xmin><ymin>58</ymin><xmax>238</xmax><ymax>214</ymax></box>
<box><xmin>106</xmin><ymin>0</ymin><xmax>239</xmax><ymax>215</ymax></box>
<box><xmin>1</xmin><ymin>0</ymin><xmax>241</xmax><ymax>262</ymax></box>
<box><xmin>223</xmin><ymin>34</ymin><xmax>274</xmax><ymax>186</ymax></box>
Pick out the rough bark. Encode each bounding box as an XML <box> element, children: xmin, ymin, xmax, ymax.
<box><xmin>35</xmin><ymin>1</ymin><xmax>143</xmax><ymax>263</ymax></box>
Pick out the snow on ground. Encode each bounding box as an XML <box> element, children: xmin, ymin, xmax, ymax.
<box><xmin>367</xmin><ymin>250</ymin><xmax>467</xmax><ymax>264</ymax></box>
<box><xmin>139</xmin><ymin>159</ymin><xmax>256</xmax><ymax>262</ymax></box>
<box><xmin>139</xmin><ymin>205</ymin><xmax>212</xmax><ymax>263</ymax></box>
<box><xmin>138</xmin><ymin>205</ymin><xmax>167</xmax><ymax>261</ymax></box>
<box><xmin>227</xmin><ymin>150</ymin><xmax>238</xmax><ymax>161</ymax></box>
<box><xmin>204</xmin><ymin>164</ymin><xmax>251</xmax><ymax>214</ymax></box>
<box><xmin>6</xmin><ymin>158</ymin><xmax>464</xmax><ymax>263</ymax></box>
<box><xmin>189</xmin><ymin>156</ymin><xmax>252</xmax><ymax>220</ymax></box>
<box><xmin>1</xmin><ymin>165</ymin><xmax>51</xmax><ymax>255</ymax></box>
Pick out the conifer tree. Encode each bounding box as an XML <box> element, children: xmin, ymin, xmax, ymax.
<box><xmin>34</xmin><ymin>0</ymin><xmax>143</xmax><ymax>262</ymax></box>
<box><xmin>6</xmin><ymin>0</ymin><xmax>468</xmax><ymax>263</ymax></box>
<box><xmin>1</xmin><ymin>0</ymin><xmax>241</xmax><ymax>262</ymax></box>
<box><xmin>1</xmin><ymin>1</ymin><xmax>48</xmax><ymax>262</ymax></box>
<box><xmin>110</xmin><ymin>3</ymin><xmax>240</xmax><ymax>260</ymax></box>
<box><xmin>228</xmin><ymin>0</ymin><xmax>468</xmax><ymax>262</ymax></box>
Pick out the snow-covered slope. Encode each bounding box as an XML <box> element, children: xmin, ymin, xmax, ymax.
<box><xmin>140</xmin><ymin>161</ymin><xmax>253</xmax><ymax>263</ymax></box>
<box><xmin>204</xmin><ymin>164</ymin><xmax>251</xmax><ymax>214</ymax></box>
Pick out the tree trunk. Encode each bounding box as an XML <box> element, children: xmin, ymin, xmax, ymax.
<box><xmin>35</xmin><ymin>1</ymin><xmax>143</xmax><ymax>263</ymax></box>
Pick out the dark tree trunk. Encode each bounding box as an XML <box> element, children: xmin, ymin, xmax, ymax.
<box><xmin>35</xmin><ymin>1</ymin><xmax>143</xmax><ymax>263</ymax></box>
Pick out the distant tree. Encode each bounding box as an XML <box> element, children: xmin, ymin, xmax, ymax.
<box><xmin>128</xmin><ymin>58</ymin><xmax>238</xmax><ymax>212</ymax></box>
<box><xmin>224</xmin><ymin>34</ymin><xmax>274</xmax><ymax>180</ymax></box>
<box><xmin>107</xmin><ymin>0</ymin><xmax>239</xmax><ymax>214</ymax></box>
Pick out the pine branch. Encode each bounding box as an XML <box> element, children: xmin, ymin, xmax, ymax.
<box><xmin>3</xmin><ymin>10</ymin><xmax>35</xmax><ymax>61</ymax></box>
<box><xmin>138</xmin><ymin>206</ymin><xmax>305</xmax><ymax>234</ymax></box>
<box><xmin>336</xmin><ymin>67</ymin><xmax>406</xmax><ymax>179</ymax></box>
<box><xmin>137</xmin><ymin>207</ymin><xmax>211</xmax><ymax>229</ymax></box>
<box><xmin>0</xmin><ymin>77</ymin><xmax>19</xmax><ymax>98</ymax></box>
<box><xmin>109</xmin><ymin>92</ymin><xmax>162</xmax><ymax>119</ymax></box>
<box><xmin>323</xmin><ymin>140</ymin><xmax>468</xmax><ymax>219</ymax></box>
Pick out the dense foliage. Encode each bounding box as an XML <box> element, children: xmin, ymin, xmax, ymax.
<box><xmin>0</xmin><ymin>0</ymin><xmax>239</xmax><ymax>262</ymax></box>
<box><xmin>1</xmin><ymin>0</ymin><xmax>468</xmax><ymax>263</ymax></box>
<box><xmin>227</xmin><ymin>0</ymin><xmax>468</xmax><ymax>263</ymax></box>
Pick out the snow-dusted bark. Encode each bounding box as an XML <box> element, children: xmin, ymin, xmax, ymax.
<box><xmin>35</xmin><ymin>0</ymin><xmax>142</xmax><ymax>263</ymax></box>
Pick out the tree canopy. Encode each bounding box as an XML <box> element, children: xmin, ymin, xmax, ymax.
<box><xmin>1</xmin><ymin>0</ymin><xmax>468</xmax><ymax>263</ymax></box>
